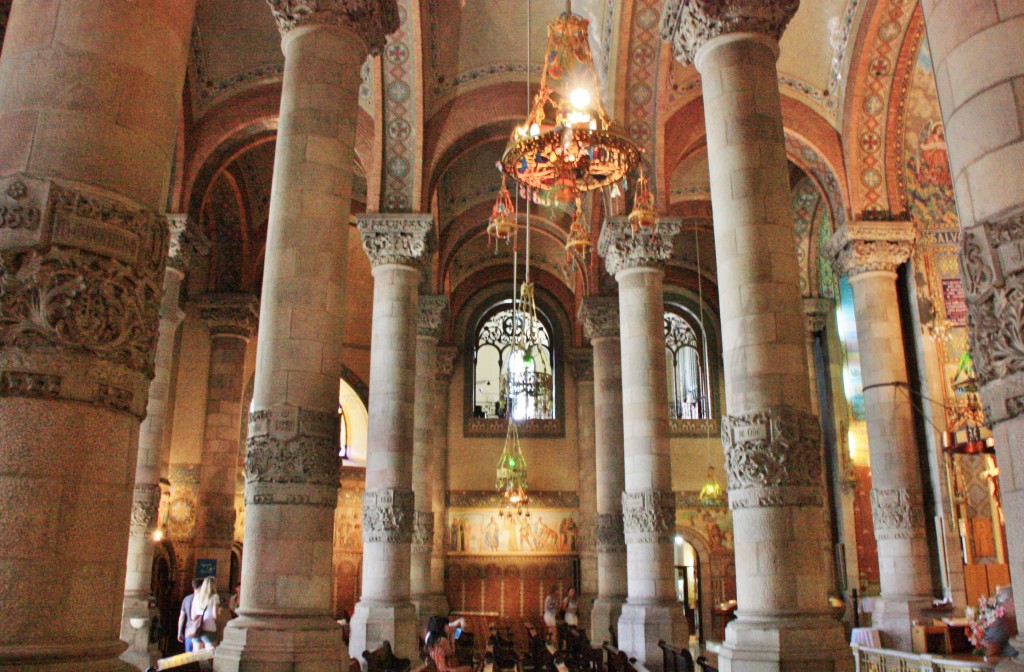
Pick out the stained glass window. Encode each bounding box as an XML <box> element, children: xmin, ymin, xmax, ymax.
<box><xmin>665</xmin><ymin>311</ymin><xmax>711</xmax><ymax>419</ymax></box>
<box><xmin>474</xmin><ymin>307</ymin><xmax>554</xmax><ymax>420</ymax></box>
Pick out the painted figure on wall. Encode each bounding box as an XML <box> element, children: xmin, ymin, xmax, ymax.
<box><xmin>447</xmin><ymin>509</ymin><xmax>579</xmax><ymax>555</ymax></box>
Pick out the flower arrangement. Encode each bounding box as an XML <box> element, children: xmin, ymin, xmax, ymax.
<box><xmin>965</xmin><ymin>593</ymin><xmax>1007</xmax><ymax>651</ymax></box>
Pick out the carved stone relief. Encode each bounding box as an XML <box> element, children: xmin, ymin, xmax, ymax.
<box><xmin>413</xmin><ymin>510</ymin><xmax>434</xmax><ymax>547</ymax></box>
<box><xmin>363</xmin><ymin>487</ymin><xmax>415</xmax><ymax>543</ymax></box>
<box><xmin>660</xmin><ymin>0</ymin><xmax>800</xmax><ymax>65</ymax></box>
<box><xmin>357</xmin><ymin>213</ymin><xmax>436</xmax><ymax>268</ymax></box>
<box><xmin>802</xmin><ymin>297</ymin><xmax>834</xmax><ymax>334</ymax></box>
<box><xmin>594</xmin><ymin>512</ymin><xmax>626</xmax><ymax>553</ymax></box>
<box><xmin>567</xmin><ymin>348</ymin><xmax>594</xmax><ymax>382</ymax></box>
<box><xmin>870</xmin><ymin>486</ymin><xmax>926</xmax><ymax>539</ymax></box>
<box><xmin>435</xmin><ymin>346</ymin><xmax>458</xmax><ymax>384</ymax></box>
<box><xmin>579</xmin><ymin>296</ymin><xmax>620</xmax><ymax>341</ymax></box>
<box><xmin>130</xmin><ymin>483</ymin><xmax>162</xmax><ymax>534</ymax></box>
<box><xmin>197</xmin><ymin>293</ymin><xmax>261</xmax><ymax>340</ymax></box>
<box><xmin>265</xmin><ymin>0</ymin><xmax>400</xmax><ymax>56</ymax></box>
<box><xmin>825</xmin><ymin>221</ymin><xmax>916</xmax><ymax>277</ymax></box>
<box><xmin>418</xmin><ymin>295</ymin><xmax>449</xmax><ymax>340</ymax></box>
<box><xmin>597</xmin><ymin>217</ymin><xmax>681</xmax><ymax>276</ymax></box>
<box><xmin>621</xmin><ymin>490</ymin><xmax>676</xmax><ymax>544</ymax></box>
<box><xmin>166</xmin><ymin>214</ymin><xmax>211</xmax><ymax>273</ymax></box>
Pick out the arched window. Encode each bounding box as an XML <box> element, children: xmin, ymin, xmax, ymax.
<box><xmin>665</xmin><ymin>310</ymin><xmax>711</xmax><ymax>419</ymax></box>
<box><xmin>474</xmin><ymin>306</ymin><xmax>555</xmax><ymax>420</ymax></box>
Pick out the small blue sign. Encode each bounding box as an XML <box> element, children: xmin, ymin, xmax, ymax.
<box><xmin>195</xmin><ymin>558</ymin><xmax>217</xmax><ymax>579</ymax></box>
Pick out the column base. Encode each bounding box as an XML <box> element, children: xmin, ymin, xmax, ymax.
<box><xmin>590</xmin><ymin>597</ymin><xmax>626</xmax><ymax>646</ymax></box>
<box><xmin>214</xmin><ymin>614</ymin><xmax>346</xmax><ymax>672</ymax></box>
<box><xmin>871</xmin><ymin>597</ymin><xmax>933</xmax><ymax>651</ymax></box>
<box><xmin>718</xmin><ymin>616</ymin><xmax>852</xmax><ymax>672</ymax></box>
<box><xmin>119</xmin><ymin>595</ymin><xmax>157</xmax><ymax>670</ymax></box>
<box><xmin>617</xmin><ymin>601</ymin><xmax>688</xmax><ymax>672</ymax></box>
<box><xmin>412</xmin><ymin>594</ymin><xmax>451</xmax><ymax>628</ymax></box>
<box><xmin>347</xmin><ymin>602</ymin><xmax>419</xmax><ymax>665</ymax></box>
<box><xmin>0</xmin><ymin>641</ymin><xmax>134</xmax><ymax>672</ymax></box>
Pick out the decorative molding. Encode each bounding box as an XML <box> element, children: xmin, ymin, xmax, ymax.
<box><xmin>578</xmin><ymin>296</ymin><xmax>620</xmax><ymax>341</ymax></box>
<box><xmin>265</xmin><ymin>0</ymin><xmax>400</xmax><ymax>56</ymax></box>
<box><xmin>597</xmin><ymin>217</ymin><xmax>681</xmax><ymax>276</ymax></box>
<box><xmin>802</xmin><ymin>297</ymin><xmax>835</xmax><ymax>334</ymax></box>
<box><xmin>594</xmin><ymin>512</ymin><xmax>626</xmax><ymax>553</ymax></box>
<box><xmin>129</xmin><ymin>483</ymin><xmax>161</xmax><ymax>534</ymax></box>
<box><xmin>357</xmin><ymin>213</ymin><xmax>436</xmax><ymax>268</ymax></box>
<box><xmin>870</xmin><ymin>486</ymin><xmax>926</xmax><ymax>539</ymax></box>
<box><xmin>825</xmin><ymin>221</ymin><xmax>916</xmax><ymax>277</ymax></box>
<box><xmin>169</xmin><ymin>464</ymin><xmax>201</xmax><ymax>487</ymax></box>
<box><xmin>166</xmin><ymin>214</ymin><xmax>211</xmax><ymax>273</ymax></box>
<box><xmin>567</xmin><ymin>348</ymin><xmax>594</xmax><ymax>383</ymax></box>
<box><xmin>363</xmin><ymin>487</ymin><xmax>415</xmax><ymax>543</ymax></box>
<box><xmin>418</xmin><ymin>295</ymin><xmax>449</xmax><ymax>340</ymax></box>
<box><xmin>196</xmin><ymin>293</ymin><xmax>260</xmax><ymax>340</ymax></box>
<box><xmin>463</xmin><ymin>416</ymin><xmax>563</xmax><ymax>438</ymax></box>
<box><xmin>720</xmin><ymin>406</ymin><xmax>824</xmax><ymax>509</ymax></box>
<box><xmin>435</xmin><ymin>346</ymin><xmax>458</xmax><ymax>384</ymax></box>
<box><xmin>668</xmin><ymin>417</ymin><xmax>719</xmax><ymax>438</ymax></box>
<box><xmin>621</xmin><ymin>490</ymin><xmax>676</xmax><ymax>544</ymax></box>
<box><xmin>660</xmin><ymin>0</ymin><xmax>800</xmax><ymax>66</ymax></box>
<box><xmin>413</xmin><ymin>510</ymin><xmax>434</xmax><ymax>547</ymax></box>
<box><xmin>447</xmin><ymin>490</ymin><xmax>579</xmax><ymax>509</ymax></box>
<box><xmin>244</xmin><ymin>406</ymin><xmax>340</xmax><ymax>508</ymax></box>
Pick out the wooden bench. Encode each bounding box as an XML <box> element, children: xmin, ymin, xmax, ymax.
<box><xmin>603</xmin><ymin>643</ymin><xmax>638</xmax><ymax>672</ymax></box>
<box><xmin>364</xmin><ymin>640</ymin><xmax>412</xmax><ymax>672</ymax></box>
<box><xmin>658</xmin><ymin>640</ymin><xmax>694</xmax><ymax>672</ymax></box>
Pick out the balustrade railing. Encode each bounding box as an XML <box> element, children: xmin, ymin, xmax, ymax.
<box><xmin>853</xmin><ymin>645</ymin><xmax>995</xmax><ymax>672</ymax></box>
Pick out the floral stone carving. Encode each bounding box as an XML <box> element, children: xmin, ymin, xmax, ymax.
<box><xmin>825</xmin><ymin>221</ymin><xmax>916</xmax><ymax>277</ymax></box>
<box><xmin>198</xmin><ymin>293</ymin><xmax>261</xmax><ymax>340</ymax></box>
<box><xmin>870</xmin><ymin>487</ymin><xmax>925</xmax><ymax>539</ymax></box>
<box><xmin>621</xmin><ymin>490</ymin><xmax>676</xmax><ymax>544</ymax></box>
<box><xmin>721</xmin><ymin>407</ymin><xmax>824</xmax><ymax>509</ymax></box>
<box><xmin>265</xmin><ymin>0</ymin><xmax>400</xmax><ymax>56</ymax></box>
<box><xmin>594</xmin><ymin>512</ymin><xmax>626</xmax><ymax>553</ymax></box>
<box><xmin>413</xmin><ymin>510</ymin><xmax>434</xmax><ymax>547</ymax></box>
<box><xmin>357</xmin><ymin>213</ymin><xmax>436</xmax><ymax>268</ymax></box>
<box><xmin>130</xmin><ymin>483</ymin><xmax>161</xmax><ymax>534</ymax></box>
<box><xmin>597</xmin><ymin>217</ymin><xmax>681</xmax><ymax>276</ymax></box>
<box><xmin>660</xmin><ymin>0</ymin><xmax>800</xmax><ymax>66</ymax></box>
<box><xmin>363</xmin><ymin>487</ymin><xmax>416</xmax><ymax>544</ymax></box>
<box><xmin>418</xmin><ymin>295</ymin><xmax>449</xmax><ymax>340</ymax></box>
<box><xmin>579</xmin><ymin>296</ymin><xmax>620</xmax><ymax>341</ymax></box>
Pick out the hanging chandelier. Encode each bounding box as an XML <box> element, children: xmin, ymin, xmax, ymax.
<box><xmin>628</xmin><ymin>166</ymin><xmax>657</xmax><ymax>233</ymax></box>
<box><xmin>501</xmin><ymin>2</ymin><xmax>641</xmax><ymax>203</ymax></box>
<box><xmin>698</xmin><ymin>465</ymin><xmax>726</xmax><ymax>509</ymax></box>
<box><xmin>496</xmin><ymin>419</ymin><xmax>530</xmax><ymax>520</ymax></box>
<box><xmin>487</xmin><ymin>174</ymin><xmax>518</xmax><ymax>249</ymax></box>
<box><xmin>565</xmin><ymin>195</ymin><xmax>592</xmax><ymax>269</ymax></box>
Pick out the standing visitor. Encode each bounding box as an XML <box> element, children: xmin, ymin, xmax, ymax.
<box><xmin>176</xmin><ymin>579</ymin><xmax>203</xmax><ymax>652</ymax></box>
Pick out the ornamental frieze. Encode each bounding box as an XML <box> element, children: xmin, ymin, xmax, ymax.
<box><xmin>418</xmin><ymin>295</ymin><xmax>449</xmax><ymax>340</ymax></box>
<box><xmin>594</xmin><ymin>512</ymin><xmax>626</xmax><ymax>553</ymax></box>
<box><xmin>363</xmin><ymin>487</ymin><xmax>415</xmax><ymax>543</ymax></box>
<box><xmin>660</xmin><ymin>0</ymin><xmax>800</xmax><ymax>66</ymax></box>
<box><xmin>357</xmin><ymin>213</ymin><xmax>436</xmax><ymax>268</ymax></box>
<box><xmin>447</xmin><ymin>490</ymin><xmax>579</xmax><ymax>509</ymax></box>
<box><xmin>265</xmin><ymin>0</ymin><xmax>400</xmax><ymax>56</ymax></box>
<box><xmin>870</xmin><ymin>487</ymin><xmax>925</xmax><ymax>539</ymax></box>
<box><xmin>579</xmin><ymin>297</ymin><xmax>620</xmax><ymax>341</ymax></box>
<box><xmin>244</xmin><ymin>406</ymin><xmax>340</xmax><ymax>508</ymax></box>
<box><xmin>597</xmin><ymin>217</ymin><xmax>681</xmax><ymax>276</ymax></box>
<box><xmin>621</xmin><ymin>490</ymin><xmax>676</xmax><ymax>544</ymax></box>
<box><xmin>721</xmin><ymin>407</ymin><xmax>824</xmax><ymax>509</ymax></box>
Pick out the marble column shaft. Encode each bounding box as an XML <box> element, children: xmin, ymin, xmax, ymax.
<box><xmin>121</xmin><ymin>216</ymin><xmax>209</xmax><ymax>670</ymax></box>
<box><xmin>579</xmin><ymin>297</ymin><xmax>628</xmax><ymax>644</ymax></box>
<box><xmin>827</xmin><ymin>223</ymin><xmax>931</xmax><ymax>649</ymax></box>
<box><xmin>569</xmin><ymin>348</ymin><xmax>599</xmax><ymax>607</ymax></box>
<box><xmin>597</xmin><ymin>218</ymin><xmax>686</xmax><ymax>671</ymax></box>
<box><xmin>349</xmin><ymin>214</ymin><xmax>435</xmax><ymax>662</ymax></box>
<box><xmin>411</xmin><ymin>295</ymin><xmax>449</xmax><ymax>623</ymax></box>
<box><xmin>920</xmin><ymin>0</ymin><xmax>1024</xmax><ymax>649</ymax></box>
<box><xmin>218</xmin><ymin>5</ymin><xmax>398</xmax><ymax>670</ymax></box>
<box><xmin>0</xmin><ymin>1</ymin><xmax>195</xmax><ymax>669</ymax></box>
<box><xmin>661</xmin><ymin>3</ymin><xmax>849</xmax><ymax>669</ymax></box>
<box><xmin>430</xmin><ymin>347</ymin><xmax>458</xmax><ymax>603</ymax></box>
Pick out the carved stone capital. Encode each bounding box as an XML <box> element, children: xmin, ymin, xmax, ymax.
<box><xmin>825</xmin><ymin>221</ymin><xmax>916</xmax><ymax>277</ymax></box>
<box><xmin>418</xmin><ymin>295</ymin><xmax>449</xmax><ymax>340</ymax></box>
<box><xmin>357</xmin><ymin>213</ymin><xmax>436</xmax><ymax>268</ymax></box>
<box><xmin>594</xmin><ymin>512</ymin><xmax>626</xmax><ymax>553</ymax></box>
<box><xmin>363</xmin><ymin>487</ymin><xmax>415</xmax><ymax>543</ymax></box>
<box><xmin>870</xmin><ymin>487</ymin><xmax>926</xmax><ymax>539</ymax></box>
<box><xmin>802</xmin><ymin>297</ymin><xmax>834</xmax><ymax>334</ymax></box>
<box><xmin>660</xmin><ymin>0</ymin><xmax>800</xmax><ymax>66</ymax></box>
<box><xmin>166</xmin><ymin>214</ymin><xmax>211</xmax><ymax>273</ymax></box>
<box><xmin>597</xmin><ymin>217</ymin><xmax>681</xmax><ymax>276</ymax></box>
<box><xmin>579</xmin><ymin>296</ymin><xmax>620</xmax><ymax>341</ymax></box>
<box><xmin>567</xmin><ymin>348</ymin><xmax>594</xmax><ymax>382</ymax></box>
<box><xmin>197</xmin><ymin>293</ymin><xmax>260</xmax><ymax>340</ymax></box>
<box><xmin>621</xmin><ymin>490</ymin><xmax>676</xmax><ymax>544</ymax></box>
<box><xmin>435</xmin><ymin>346</ymin><xmax>458</xmax><ymax>384</ymax></box>
<box><xmin>129</xmin><ymin>483</ymin><xmax>162</xmax><ymax>535</ymax></box>
<box><xmin>244</xmin><ymin>405</ymin><xmax>340</xmax><ymax>508</ymax></box>
<box><xmin>413</xmin><ymin>510</ymin><xmax>434</xmax><ymax>547</ymax></box>
<box><xmin>266</xmin><ymin>0</ymin><xmax>400</xmax><ymax>56</ymax></box>
<box><xmin>721</xmin><ymin>406</ymin><xmax>824</xmax><ymax>509</ymax></box>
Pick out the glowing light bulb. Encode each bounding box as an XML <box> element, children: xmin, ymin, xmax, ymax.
<box><xmin>529</xmin><ymin>123</ymin><xmax>541</xmax><ymax>137</ymax></box>
<box><xmin>569</xmin><ymin>87</ymin><xmax>591</xmax><ymax>110</ymax></box>
<box><xmin>152</xmin><ymin>529</ymin><xmax>164</xmax><ymax>542</ymax></box>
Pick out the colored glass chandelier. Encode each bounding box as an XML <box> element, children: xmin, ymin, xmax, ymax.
<box><xmin>496</xmin><ymin>419</ymin><xmax>530</xmax><ymax>520</ymax></box>
<box><xmin>487</xmin><ymin>174</ymin><xmax>518</xmax><ymax>249</ymax></box>
<box><xmin>698</xmin><ymin>465</ymin><xmax>726</xmax><ymax>509</ymax></box>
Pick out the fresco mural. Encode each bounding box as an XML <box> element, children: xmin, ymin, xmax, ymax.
<box><xmin>448</xmin><ymin>509</ymin><xmax>580</xmax><ymax>555</ymax></box>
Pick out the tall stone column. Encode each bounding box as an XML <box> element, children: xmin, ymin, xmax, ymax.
<box><xmin>802</xmin><ymin>298</ymin><xmax>834</xmax><ymax>417</ymax></box>
<box><xmin>569</xmin><ymin>348</ymin><xmax>599</xmax><ymax>607</ymax></box>
<box><xmin>411</xmin><ymin>295</ymin><xmax>450</xmax><ymax>623</ymax></box>
<box><xmin>921</xmin><ymin>1</ymin><xmax>1024</xmax><ymax>653</ymax></box>
<box><xmin>194</xmin><ymin>294</ymin><xmax>259</xmax><ymax>595</ymax></box>
<box><xmin>826</xmin><ymin>222</ymin><xmax>929</xmax><ymax>649</ymax></box>
<box><xmin>579</xmin><ymin>297</ymin><xmax>628</xmax><ymax>644</ymax></box>
<box><xmin>597</xmin><ymin>219</ymin><xmax>686</xmax><ymax>671</ymax></box>
<box><xmin>121</xmin><ymin>216</ymin><xmax>209</xmax><ymax>670</ymax></box>
<box><xmin>349</xmin><ymin>214</ymin><xmax>435</xmax><ymax>662</ymax></box>
<box><xmin>430</xmin><ymin>346</ymin><xmax>457</xmax><ymax>610</ymax></box>
<box><xmin>0</xmin><ymin>1</ymin><xmax>195</xmax><ymax>668</ymax></box>
<box><xmin>661</xmin><ymin>4</ymin><xmax>850</xmax><ymax>670</ymax></box>
<box><xmin>217</xmin><ymin>4</ymin><xmax>398</xmax><ymax>670</ymax></box>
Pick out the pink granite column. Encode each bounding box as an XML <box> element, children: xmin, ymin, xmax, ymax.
<box><xmin>661</xmin><ymin>2</ymin><xmax>850</xmax><ymax>669</ymax></box>
<box><xmin>0</xmin><ymin>1</ymin><xmax>195</xmax><ymax>668</ymax></box>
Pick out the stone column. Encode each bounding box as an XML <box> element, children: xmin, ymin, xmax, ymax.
<box><xmin>826</xmin><ymin>222</ymin><xmax>930</xmax><ymax>649</ymax></box>
<box><xmin>411</xmin><ymin>295</ymin><xmax>450</xmax><ymax>623</ymax></box>
<box><xmin>0</xmin><ymin>1</ymin><xmax>195</xmax><ymax>668</ymax></box>
<box><xmin>216</xmin><ymin>4</ymin><xmax>398</xmax><ymax>670</ymax></box>
<box><xmin>661</xmin><ymin>4</ymin><xmax>850</xmax><ymax>670</ymax></box>
<box><xmin>349</xmin><ymin>214</ymin><xmax>435</xmax><ymax>662</ymax></box>
<box><xmin>120</xmin><ymin>216</ymin><xmax>209</xmax><ymax>670</ymax></box>
<box><xmin>921</xmin><ymin>1</ymin><xmax>1024</xmax><ymax>652</ymax></box>
<box><xmin>579</xmin><ymin>297</ymin><xmax>628</xmax><ymax>644</ymax></box>
<box><xmin>569</xmin><ymin>348</ymin><xmax>599</xmax><ymax>609</ymax></box>
<box><xmin>194</xmin><ymin>294</ymin><xmax>259</xmax><ymax>595</ymax></box>
<box><xmin>430</xmin><ymin>346</ymin><xmax>457</xmax><ymax>609</ymax></box>
<box><xmin>597</xmin><ymin>219</ymin><xmax>686</xmax><ymax>670</ymax></box>
<box><xmin>802</xmin><ymin>298</ymin><xmax>833</xmax><ymax>417</ymax></box>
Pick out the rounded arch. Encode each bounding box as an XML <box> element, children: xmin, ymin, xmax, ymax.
<box><xmin>676</xmin><ymin>525</ymin><xmax>713</xmax><ymax>646</ymax></box>
<box><xmin>339</xmin><ymin>376</ymin><xmax>369</xmax><ymax>467</ymax></box>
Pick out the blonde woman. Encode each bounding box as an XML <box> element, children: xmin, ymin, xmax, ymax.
<box><xmin>187</xmin><ymin>577</ymin><xmax>220</xmax><ymax>650</ymax></box>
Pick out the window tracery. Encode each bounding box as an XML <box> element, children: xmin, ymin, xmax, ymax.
<box><xmin>474</xmin><ymin>307</ymin><xmax>555</xmax><ymax>421</ymax></box>
<box><xmin>665</xmin><ymin>310</ymin><xmax>711</xmax><ymax>420</ymax></box>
